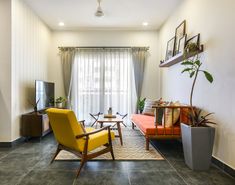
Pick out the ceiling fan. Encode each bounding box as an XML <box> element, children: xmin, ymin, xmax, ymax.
<box><xmin>95</xmin><ymin>0</ymin><xmax>104</xmax><ymax>17</ymax></box>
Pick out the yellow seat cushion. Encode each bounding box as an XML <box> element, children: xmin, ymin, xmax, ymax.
<box><xmin>78</xmin><ymin>127</ymin><xmax>115</xmax><ymax>152</ymax></box>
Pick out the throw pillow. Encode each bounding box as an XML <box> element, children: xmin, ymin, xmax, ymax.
<box><xmin>162</xmin><ymin>101</ymin><xmax>181</xmax><ymax>127</ymax></box>
<box><xmin>142</xmin><ymin>99</ymin><xmax>158</xmax><ymax>116</ymax></box>
<box><xmin>142</xmin><ymin>98</ymin><xmax>163</xmax><ymax>116</ymax></box>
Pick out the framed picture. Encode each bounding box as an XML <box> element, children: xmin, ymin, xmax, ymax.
<box><xmin>186</xmin><ymin>33</ymin><xmax>200</xmax><ymax>46</ymax></box>
<box><xmin>177</xmin><ymin>34</ymin><xmax>187</xmax><ymax>55</ymax></box>
<box><xmin>185</xmin><ymin>34</ymin><xmax>200</xmax><ymax>52</ymax></box>
<box><xmin>174</xmin><ymin>20</ymin><xmax>186</xmax><ymax>55</ymax></box>
<box><xmin>165</xmin><ymin>36</ymin><xmax>176</xmax><ymax>61</ymax></box>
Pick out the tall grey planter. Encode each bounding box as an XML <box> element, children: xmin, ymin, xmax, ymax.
<box><xmin>181</xmin><ymin>123</ymin><xmax>215</xmax><ymax>170</ymax></box>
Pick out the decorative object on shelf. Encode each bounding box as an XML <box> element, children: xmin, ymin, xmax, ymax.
<box><xmin>185</xmin><ymin>33</ymin><xmax>200</xmax><ymax>53</ymax></box>
<box><xmin>165</xmin><ymin>36</ymin><xmax>176</xmax><ymax>61</ymax></box>
<box><xmin>28</xmin><ymin>98</ymin><xmax>40</xmax><ymax>113</ymax></box>
<box><xmin>49</xmin><ymin>98</ymin><xmax>55</xmax><ymax>107</ymax></box>
<box><xmin>55</xmin><ymin>97</ymin><xmax>66</xmax><ymax>108</ymax></box>
<box><xmin>177</xmin><ymin>34</ymin><xmax>187</xmax><ymax>55</ymax></box>
<box><xmin>174</xmin><ymin>20</ymin><xmax>186</xmax><ymax>55</ymax></box>
<box><xmin>180</xmin><ymin>51</ymin><xmax>216</xmax><ymax>171</ymax></box>
<box><xmin>137</xmin><ymin>97</ymin><xmax>146</xmax><ymax>114</ymax></box>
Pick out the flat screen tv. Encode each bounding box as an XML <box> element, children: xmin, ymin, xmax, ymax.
<box><xmin>35</xmin><ymin>80</ymin><xmax>55</xmax><ymax>111</ymax></box>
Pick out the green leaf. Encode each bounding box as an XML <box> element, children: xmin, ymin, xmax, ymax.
<box><xmin>203</xmin><ymin>71</ymin><xmax>213</xmax><ymax>83</ymax></box>
<box><xmin>181</xmin><ymin>68</ymin><xmax>191</xmax><ymax>73</ymax></box>
<box><xmin>181</xmin><ymin>61</ymin><xmax>194</xmax><ymax>66</ymax></box>
<box><xmin>190</xmin><ymin>71</ymin><xmax>195</xmax><ymax>78</ymax></box>
<box><xmin>195</xmin><ymin>60</ymin><xmax>201</xmax><ymax>66</ymax></box>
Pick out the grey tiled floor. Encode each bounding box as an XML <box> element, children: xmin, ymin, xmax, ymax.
<box><xmin>0</xmin><ymin>134</ymin><xmax>234</xmax><ymax>185</ymax></box>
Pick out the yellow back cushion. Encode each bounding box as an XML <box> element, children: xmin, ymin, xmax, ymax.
<box><xmin>46</xmin><ymin>108</ymin><xmax>85</xmax><ymax>151</ymax></box>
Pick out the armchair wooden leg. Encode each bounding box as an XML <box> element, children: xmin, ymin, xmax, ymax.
<box><xmin>110</xmin><ymin>144</ymin><xmax>115</xmax><ymax>160</ymax></box>
<box><xmin>76</xmin><ymin>157</ymin><xmax>86</xmax><ymax>178</ymax></box>
<box><xmin>50</xmin><ymin>144</ymin><xmax>61</xmax><ymax>164</ymax></box>
<box><xmin>108</xmin><ymin>127</ymin><xmax>115</xmax><ymax>160</ymax></box>
<box><xmin>76</xmin><ymin>135</ymin><xmax>89</xmax><ymax>178</ymax></box>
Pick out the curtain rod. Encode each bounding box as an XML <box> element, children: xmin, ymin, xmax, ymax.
<box><xmin>58</xmin><ymin>46</ymin><xmax>149</xmax><ymax>50</ymax></box>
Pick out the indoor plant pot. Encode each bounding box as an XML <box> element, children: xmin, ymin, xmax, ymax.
<box><xmin>55</xmin><ymin>97</ymin><xmax>66</xmax><ymax>109</ymax></box>
<box><xmin>181</xmin><ymin>123</ymin><xmax>215</xmax><ymax>170</ymax></box>
<box><xmin>181</xmin><ymin>46</ymin><xmax>215</xmax><ymax>170</ymax></box>
<box><xmin>56</xmin><ymin>102</ymin><xmax>63</xmax><ymax>108</ymax></box>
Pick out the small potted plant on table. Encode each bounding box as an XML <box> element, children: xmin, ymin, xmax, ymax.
<box><xmin>181</xmin><ymin>46</ymin><xmax>216</xmax><ymax>170</ymax></box>
<box><xmin>55</xmin><ymin>97</ymin><xmax>66</xmax><ymax>109</ymax></box>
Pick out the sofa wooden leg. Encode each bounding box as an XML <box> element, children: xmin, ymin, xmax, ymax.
<box><xmin>146</xmin><ymin>137</ymin><xmax>149</xmax><ymax>150</ymax></box>
<box><xmin>132</xmin><ymin>122</ymin><xmax>135</xmax><ymax>129</ymax></box>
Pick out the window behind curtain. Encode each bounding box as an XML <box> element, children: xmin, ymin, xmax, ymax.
<box><xmin>71</xmin><ymin>48</ymin><xmax>136</xmax><ymax>125</ymax></box>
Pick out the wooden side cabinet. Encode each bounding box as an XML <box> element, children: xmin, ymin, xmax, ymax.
<box><xmin>21</xmin><ymin>112</ymin><xmax>52</xmax><ymax>138</ymax></box>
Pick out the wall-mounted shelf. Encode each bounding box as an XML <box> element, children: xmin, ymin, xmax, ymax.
<box><xmin>159</xmin><ymin>45</ymin><xmax>204</xmax><ymax>67</ymax></box>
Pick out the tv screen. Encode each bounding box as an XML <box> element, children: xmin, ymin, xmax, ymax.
<box><xmin>35</xmin><ymin>80</ymin><xmax>55</xmax><ymax>111</ymax></box>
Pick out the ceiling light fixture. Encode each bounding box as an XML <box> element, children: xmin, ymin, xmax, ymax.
<box><xmin>142</xmin><ymin>22</ymin><xmax>149</xmax><ymax>26</ymax></box>
<box><xmin>142</xmin><ymin>22</ymin><xmax>148</xmax><ymax>26</ymax></box>
<box><xmin>95</xmin><ymin>0</ymin><xmax>104</xmax><ymax>17</ymax></box>
<box><xmin>58</xmin><ymin>22</ymin><xmax>65</xmax><ymax>26</ymax></box>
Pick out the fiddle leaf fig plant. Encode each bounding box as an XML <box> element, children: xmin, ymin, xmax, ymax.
<box><xmin>181</xmin><ymin>54</ymin><xmax>214</xmax><ymax>126</ymax></box>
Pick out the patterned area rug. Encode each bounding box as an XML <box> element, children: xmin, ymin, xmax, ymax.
<box><xmin>55</xmin><ymin>128</ymin><xmax>164</xmax><ymax>161</ymax></box>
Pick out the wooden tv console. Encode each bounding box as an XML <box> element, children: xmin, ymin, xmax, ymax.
<box><xmin>21</xmin><ymin>111</ymin><xmax>52</xmax><ymax>139</ymax></box>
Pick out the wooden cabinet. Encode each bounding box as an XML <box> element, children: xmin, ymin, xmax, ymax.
<box><xmin>21</xmin><ymin>112</ymin><xmax>51</xmax><ymax>138</ymax></box>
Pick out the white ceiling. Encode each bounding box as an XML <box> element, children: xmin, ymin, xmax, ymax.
<box><xmin>23</xmin><ymin>0</ymin><xmax>184</xmax><ymax>31</ymax></box>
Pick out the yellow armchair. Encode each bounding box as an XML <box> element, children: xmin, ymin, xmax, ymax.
<box><xmin>46</xmin><ymin>108</ymin><xmax>115</xmax><ymax>177</ymax></box>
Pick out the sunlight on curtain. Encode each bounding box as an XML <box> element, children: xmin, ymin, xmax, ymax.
<box><xmin>71</xmin><ymin>48</ymin><xmax>137</xmax><ymax>125</ymax></box>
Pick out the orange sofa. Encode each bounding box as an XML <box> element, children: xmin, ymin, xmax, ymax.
<box><xmin>131</xmin><ymin>105</ymin><xmax>191</xmax><ymax>150</ymax></box>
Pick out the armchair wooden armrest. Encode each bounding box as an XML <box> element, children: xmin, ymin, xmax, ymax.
<box><xmin>78</xmin><ymin>120</ymin><xmax>85</xmax><ymax>127</ymax></box>
<box><xmin>75</xmin><ymin>125</ymin><xmax>111</xmax><ymax>139</ymax></box>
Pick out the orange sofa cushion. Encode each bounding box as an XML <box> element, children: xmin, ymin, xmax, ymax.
<box><xmin>131</xmin><ymin>114</ymin><xmax>181</xmax><ymax>135</ymax></box>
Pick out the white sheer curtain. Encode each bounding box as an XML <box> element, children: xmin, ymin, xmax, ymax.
<box><xmin>71</xmin><ymin>48</ymin><xmax>137</xmax><ymax>125</ymax></box>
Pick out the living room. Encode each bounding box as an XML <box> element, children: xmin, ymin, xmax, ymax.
<box><xmin>0</xmin><ymin>0</ymin><xmax>235</xmax><ymax>184</ymax></box>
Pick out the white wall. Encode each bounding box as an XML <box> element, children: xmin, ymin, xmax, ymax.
<box><xmin>10</xmin><ymin>0</ymin><xmax>51</xmax><ymax>141</ymax></box>
<box><xmin>159</xmin><ymin>0</ymin><xmax>235</xmax><ymax>169</ymax></box>
<box><xmin>49</xmin><ymin>30</ymin><xmax>160</xmax><ymax>100</ymax></box>
<box><xmin>0</xmin><ymin>0</ymin><xmax>12</xmax><ymax>142</ymax></box>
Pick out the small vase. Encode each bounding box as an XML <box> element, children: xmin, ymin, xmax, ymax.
<box><xmin>108</xmin><ymin>107</ymin><xmax>112</xmax><ymax>115</ymax></box>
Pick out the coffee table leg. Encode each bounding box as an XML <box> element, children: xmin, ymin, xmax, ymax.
<box><xmin>117</xmin><ymin>122</ymin><xmax>123</xmax><ymax>145</ymax></box>
<box><xmin>100</xmin><ymin>122</ymin><xmax>103</xmax><ymax>128</ymax></box>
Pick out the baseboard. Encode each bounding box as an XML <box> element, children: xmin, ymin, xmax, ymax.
<box><xmin>212</xmin><ymin>157</ymin><xmax>235</xmax><ymax>178</ymax></box>
<box><xmin>0</xmin><ymin>137</ymin><xmax>25</xmax><ymax>147</ymax></box>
